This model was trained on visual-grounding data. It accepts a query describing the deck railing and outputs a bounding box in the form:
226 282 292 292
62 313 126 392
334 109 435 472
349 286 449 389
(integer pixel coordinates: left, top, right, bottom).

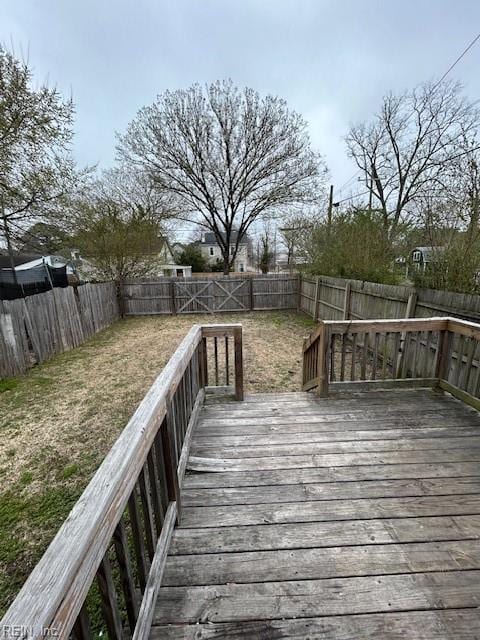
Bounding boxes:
1 324 243 640
303 316 480 410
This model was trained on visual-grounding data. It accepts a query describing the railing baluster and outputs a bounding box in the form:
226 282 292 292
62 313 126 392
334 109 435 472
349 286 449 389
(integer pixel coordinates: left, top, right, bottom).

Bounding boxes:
128 488 148 592
454 335 466 387
392 333 401 379
113 518 139 634
372 332 379 380
225 336 230 385
463 336 476 393
214 336 219 385
340 333 347 381
436 330 453 382
138 467 156 562
411 331 420 378
161 417 182 522
147 449 164 535
381 333 388 380
360 332 368 380
96 553 123 640
330 333 336 382
350 333 357 381
72 603 91 640
234 325 244 400
202 336 208 386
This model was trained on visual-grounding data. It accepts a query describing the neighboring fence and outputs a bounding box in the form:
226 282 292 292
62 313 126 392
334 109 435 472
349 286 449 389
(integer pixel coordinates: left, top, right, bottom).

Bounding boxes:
0 283 119 378
300 275 480 324
121 275 299 315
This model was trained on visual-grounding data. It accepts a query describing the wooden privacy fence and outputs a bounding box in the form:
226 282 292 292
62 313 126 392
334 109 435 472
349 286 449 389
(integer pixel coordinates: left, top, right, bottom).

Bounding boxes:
1 323 244 640
121 275 299 315
0 283 119 378
299 274 480 324
303 316 480 411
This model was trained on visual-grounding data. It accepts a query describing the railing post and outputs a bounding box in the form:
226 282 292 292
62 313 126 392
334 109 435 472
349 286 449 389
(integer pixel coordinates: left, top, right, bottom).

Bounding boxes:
233 325 244 400
436 329 453 383
316 321 330 397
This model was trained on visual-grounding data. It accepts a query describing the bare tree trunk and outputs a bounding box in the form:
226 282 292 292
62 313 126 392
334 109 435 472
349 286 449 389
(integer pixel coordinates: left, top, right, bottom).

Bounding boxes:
1 198 19 286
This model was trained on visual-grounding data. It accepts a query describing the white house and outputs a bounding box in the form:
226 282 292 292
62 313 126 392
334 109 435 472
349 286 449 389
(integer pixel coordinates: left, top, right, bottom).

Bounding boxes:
156 238 192 278
195 231 253 272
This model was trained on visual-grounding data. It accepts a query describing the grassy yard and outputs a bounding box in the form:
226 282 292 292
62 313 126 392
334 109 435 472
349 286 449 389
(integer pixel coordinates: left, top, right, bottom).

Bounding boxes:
0 310 315 615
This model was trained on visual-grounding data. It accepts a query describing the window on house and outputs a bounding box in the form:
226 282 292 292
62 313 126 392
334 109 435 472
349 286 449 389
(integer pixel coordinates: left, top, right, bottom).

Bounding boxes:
230 246 234 256
209 247 214 256
239 263 245 272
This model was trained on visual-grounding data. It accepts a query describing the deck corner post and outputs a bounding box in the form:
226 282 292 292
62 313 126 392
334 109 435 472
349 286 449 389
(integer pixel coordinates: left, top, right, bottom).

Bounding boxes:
316 321 330 397
233 325 244 401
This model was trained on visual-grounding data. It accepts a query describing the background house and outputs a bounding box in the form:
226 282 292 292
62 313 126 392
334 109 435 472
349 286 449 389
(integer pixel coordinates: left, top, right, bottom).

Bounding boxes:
411 246 444 272
195 231 254 272
157 237 192 278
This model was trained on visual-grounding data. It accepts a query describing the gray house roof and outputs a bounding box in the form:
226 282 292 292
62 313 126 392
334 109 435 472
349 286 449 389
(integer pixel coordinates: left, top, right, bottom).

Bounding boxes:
199 231 248 245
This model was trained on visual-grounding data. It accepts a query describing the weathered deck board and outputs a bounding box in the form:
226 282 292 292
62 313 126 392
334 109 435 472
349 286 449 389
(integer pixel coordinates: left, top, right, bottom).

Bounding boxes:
164 539 480 586
183 461 480 487
150 609 480 639
170 514 480 555
154 571 480 624
150 389 480 639
182 476 480 506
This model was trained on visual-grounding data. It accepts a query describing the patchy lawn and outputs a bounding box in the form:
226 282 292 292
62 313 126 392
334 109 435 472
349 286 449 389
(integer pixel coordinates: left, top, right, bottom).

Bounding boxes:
0 310 315 615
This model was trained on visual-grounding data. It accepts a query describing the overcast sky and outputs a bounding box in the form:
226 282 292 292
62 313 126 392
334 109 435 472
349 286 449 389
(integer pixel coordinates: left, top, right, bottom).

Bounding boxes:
2 0 480 206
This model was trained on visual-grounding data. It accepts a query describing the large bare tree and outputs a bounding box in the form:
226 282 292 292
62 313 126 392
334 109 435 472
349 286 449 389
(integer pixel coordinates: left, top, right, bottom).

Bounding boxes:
118 80 326 274
346 80 479 241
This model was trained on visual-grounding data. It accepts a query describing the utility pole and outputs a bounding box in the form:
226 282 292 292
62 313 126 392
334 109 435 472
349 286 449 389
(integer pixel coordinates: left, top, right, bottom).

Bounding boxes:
1 193 18 286
368 164 373 213
327 184 334 231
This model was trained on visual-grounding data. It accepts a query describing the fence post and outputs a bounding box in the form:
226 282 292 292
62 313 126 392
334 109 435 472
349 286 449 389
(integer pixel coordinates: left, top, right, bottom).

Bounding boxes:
233 326 244 401
316 321 330 397
297 273 302 311
435 329 453 383
343 281 352 320
170 279 176 315
249 277 254 311
313 276 320 321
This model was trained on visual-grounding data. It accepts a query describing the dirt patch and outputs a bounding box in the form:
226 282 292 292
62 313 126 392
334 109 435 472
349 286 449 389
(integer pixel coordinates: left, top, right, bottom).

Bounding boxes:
0 310 315 614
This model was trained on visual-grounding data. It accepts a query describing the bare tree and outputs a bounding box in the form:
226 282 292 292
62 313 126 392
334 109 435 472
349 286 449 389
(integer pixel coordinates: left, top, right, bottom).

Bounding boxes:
0 46 78 280
346 81 479 241
118 80 326 274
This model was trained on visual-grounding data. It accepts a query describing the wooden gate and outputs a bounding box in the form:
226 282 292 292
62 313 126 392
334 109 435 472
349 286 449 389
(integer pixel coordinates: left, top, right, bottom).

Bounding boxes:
174 278 251 313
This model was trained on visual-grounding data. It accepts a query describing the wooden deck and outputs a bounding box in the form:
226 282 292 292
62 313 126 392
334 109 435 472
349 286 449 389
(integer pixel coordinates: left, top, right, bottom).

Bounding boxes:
151 388 480 639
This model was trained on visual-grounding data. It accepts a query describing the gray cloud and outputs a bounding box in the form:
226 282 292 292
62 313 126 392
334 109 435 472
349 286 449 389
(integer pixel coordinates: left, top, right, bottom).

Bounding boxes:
2 0 480 202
